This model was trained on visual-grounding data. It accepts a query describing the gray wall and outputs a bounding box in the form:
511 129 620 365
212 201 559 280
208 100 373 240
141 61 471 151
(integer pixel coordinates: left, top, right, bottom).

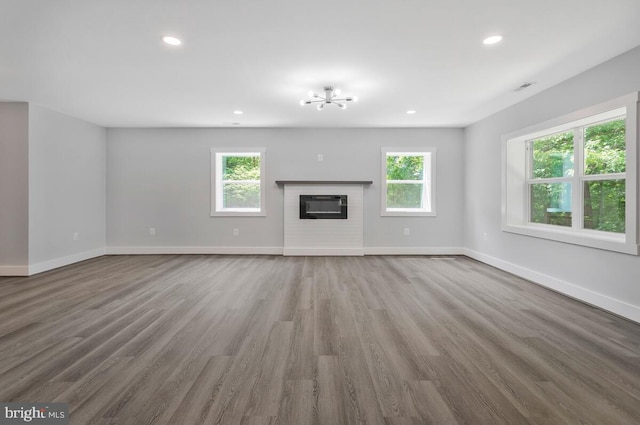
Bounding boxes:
464 46 640 316
0 102 29 268
107 128 464 250
28 104 106 265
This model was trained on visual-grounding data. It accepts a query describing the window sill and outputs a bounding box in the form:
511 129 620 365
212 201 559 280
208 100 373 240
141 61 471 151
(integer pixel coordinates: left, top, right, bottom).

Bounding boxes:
381 210 436 217
502 223 638 255
210 210 266 217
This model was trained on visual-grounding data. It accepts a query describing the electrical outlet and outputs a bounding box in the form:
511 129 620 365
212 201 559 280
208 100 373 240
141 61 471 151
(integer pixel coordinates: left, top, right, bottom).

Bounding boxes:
149 227 156 236
403 228 410 236
317 154 324 162
73 232 79 241
233 228 239 236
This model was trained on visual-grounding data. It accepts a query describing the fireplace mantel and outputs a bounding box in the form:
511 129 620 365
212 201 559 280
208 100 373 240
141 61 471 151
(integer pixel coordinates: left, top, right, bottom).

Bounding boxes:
275 180 372 185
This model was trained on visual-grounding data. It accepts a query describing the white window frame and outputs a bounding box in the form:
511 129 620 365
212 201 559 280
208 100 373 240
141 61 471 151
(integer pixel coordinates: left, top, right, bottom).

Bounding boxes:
210 148 266 217
502 93 638 255
381 147 437 216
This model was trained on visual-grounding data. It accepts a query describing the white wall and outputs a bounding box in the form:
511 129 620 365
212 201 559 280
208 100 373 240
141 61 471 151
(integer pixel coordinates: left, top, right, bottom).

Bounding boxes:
464 46 640 322
28 104 106 272
106 128 464 253
0 102 29 273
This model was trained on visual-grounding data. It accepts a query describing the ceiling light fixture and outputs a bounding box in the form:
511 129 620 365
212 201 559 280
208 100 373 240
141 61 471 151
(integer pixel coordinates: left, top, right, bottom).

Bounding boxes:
483 35 503 45
300 86 358 110
233 110 243 115
406 110 417 114
162 36 182 46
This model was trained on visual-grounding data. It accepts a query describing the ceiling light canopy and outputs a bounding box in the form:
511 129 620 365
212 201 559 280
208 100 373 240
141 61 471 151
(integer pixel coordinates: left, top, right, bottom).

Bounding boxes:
300 86 358 110
162 36 182 46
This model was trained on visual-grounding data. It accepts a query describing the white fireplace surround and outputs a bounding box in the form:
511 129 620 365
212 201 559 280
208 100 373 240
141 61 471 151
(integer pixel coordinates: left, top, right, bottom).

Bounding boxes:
282 183 366 256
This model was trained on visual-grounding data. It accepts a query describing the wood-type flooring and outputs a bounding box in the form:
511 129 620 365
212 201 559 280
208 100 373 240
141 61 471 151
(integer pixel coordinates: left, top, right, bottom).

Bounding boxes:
0 255 639 424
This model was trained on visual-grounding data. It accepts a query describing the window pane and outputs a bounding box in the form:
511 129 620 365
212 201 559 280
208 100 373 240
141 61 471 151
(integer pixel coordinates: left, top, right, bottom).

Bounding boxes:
223 183 260 209
386 155 424 180
531 131 574 179
583 179 625 233
222 155 260 181
387 183 423 209
530 182 572 227
584 119 625 175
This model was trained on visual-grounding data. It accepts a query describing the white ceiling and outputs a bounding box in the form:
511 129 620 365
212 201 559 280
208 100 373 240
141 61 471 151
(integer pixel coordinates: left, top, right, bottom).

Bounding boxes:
2 0 640 128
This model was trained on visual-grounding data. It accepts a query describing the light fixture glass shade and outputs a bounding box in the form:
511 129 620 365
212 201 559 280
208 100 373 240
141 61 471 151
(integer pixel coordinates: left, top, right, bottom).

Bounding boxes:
317 103 324 110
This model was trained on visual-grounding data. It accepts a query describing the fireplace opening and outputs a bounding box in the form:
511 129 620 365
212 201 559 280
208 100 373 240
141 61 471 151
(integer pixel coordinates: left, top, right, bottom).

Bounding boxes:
300 195 348 219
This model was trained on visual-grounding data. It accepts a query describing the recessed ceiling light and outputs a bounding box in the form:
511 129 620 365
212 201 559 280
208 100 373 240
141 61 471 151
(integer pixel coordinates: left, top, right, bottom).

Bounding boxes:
162 36 182 46
233 110 243 115
407 110 417 114
483 35 503 45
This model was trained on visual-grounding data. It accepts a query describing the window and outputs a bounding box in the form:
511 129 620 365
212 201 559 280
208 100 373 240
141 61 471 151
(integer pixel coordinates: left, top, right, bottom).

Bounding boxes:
503 93 638 254
381 147 436 216
210 148 266 216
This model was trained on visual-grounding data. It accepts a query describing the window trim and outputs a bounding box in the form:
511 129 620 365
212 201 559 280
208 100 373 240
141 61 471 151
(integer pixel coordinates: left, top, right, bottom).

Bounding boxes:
381 147 437 217
502 93 638 255
210 147 266 217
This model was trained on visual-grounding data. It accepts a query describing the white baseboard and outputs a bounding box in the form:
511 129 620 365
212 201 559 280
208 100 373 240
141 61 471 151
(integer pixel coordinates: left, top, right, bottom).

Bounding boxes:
106 246 284 255
364 247 464 256
463 248 640 324
283 247 365 256
28 248 106 276
106 246 465 257
0 265 30 276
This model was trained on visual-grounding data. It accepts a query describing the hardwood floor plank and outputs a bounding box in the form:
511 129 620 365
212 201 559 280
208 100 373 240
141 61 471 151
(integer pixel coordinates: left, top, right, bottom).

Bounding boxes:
53 355 135 411
284 309 315 381
314 299 337 356
0 336 84 400
164 355 234 425
244 321 294 417
335 337 387 425
316 355 351 425
51 308 165 383
354 309 418 418
277 379 315 425
407 380 459 425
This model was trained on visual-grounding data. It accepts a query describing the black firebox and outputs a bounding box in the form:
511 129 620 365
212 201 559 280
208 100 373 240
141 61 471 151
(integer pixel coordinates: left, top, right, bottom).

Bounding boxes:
299 195 348 219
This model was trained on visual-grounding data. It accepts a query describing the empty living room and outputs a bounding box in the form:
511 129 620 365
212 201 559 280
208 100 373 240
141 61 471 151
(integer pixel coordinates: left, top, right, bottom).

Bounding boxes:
1 1 640 424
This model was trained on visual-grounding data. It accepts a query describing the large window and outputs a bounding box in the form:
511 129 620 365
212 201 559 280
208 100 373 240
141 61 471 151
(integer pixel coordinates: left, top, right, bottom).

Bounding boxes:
503 93 638 254
210 148 266 216
381 148 436 216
